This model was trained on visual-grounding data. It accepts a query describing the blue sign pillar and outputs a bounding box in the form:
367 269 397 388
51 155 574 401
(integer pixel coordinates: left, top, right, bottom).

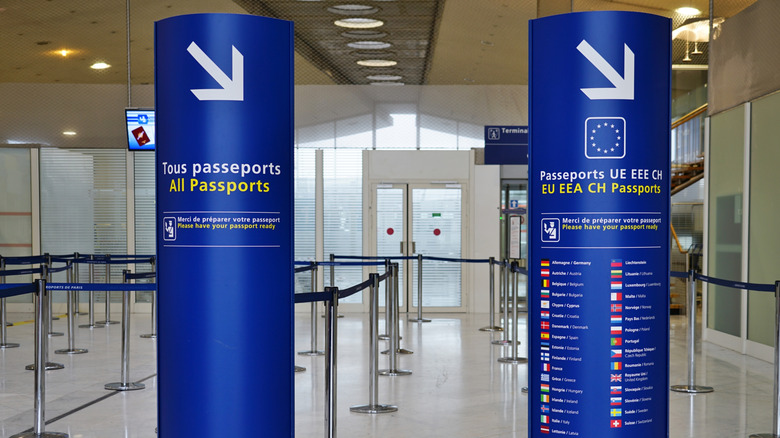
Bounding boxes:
155 14 293 436
529 12 670 437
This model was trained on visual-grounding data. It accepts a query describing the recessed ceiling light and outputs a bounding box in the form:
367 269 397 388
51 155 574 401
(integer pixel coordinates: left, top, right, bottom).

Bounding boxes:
481 40 494 46
367 74 403 81
90 62 111 70
342 30 388 39
675 6 701 15
370 81 404 86
348 41 392 50
334 18 384 29
328 4 380 15
357 59 397 67
62 131 77 136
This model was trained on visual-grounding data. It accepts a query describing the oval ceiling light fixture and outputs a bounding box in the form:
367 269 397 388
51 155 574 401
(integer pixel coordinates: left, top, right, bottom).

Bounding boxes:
348 40 392 50
335 18 384 29
370 81 404 86
367 74 403 81
357 59 397 67
675 6 701 15
342 30 388 39
90 61 111 70
62 131 77 136
328 4 380 15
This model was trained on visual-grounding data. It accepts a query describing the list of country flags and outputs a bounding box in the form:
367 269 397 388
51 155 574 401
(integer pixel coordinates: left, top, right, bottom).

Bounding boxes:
538 258 628 433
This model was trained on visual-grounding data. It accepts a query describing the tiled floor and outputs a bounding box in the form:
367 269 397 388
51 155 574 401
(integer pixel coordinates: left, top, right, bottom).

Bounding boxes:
0 309 775 437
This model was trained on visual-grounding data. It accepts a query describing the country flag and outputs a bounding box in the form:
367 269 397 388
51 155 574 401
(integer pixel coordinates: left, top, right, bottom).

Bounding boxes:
541 342 550 351
611 315 622 324
542 279 550 288
541 321 550 330
611 303 623 312
541 425 550 434
610 408 622 417
541 311 550 319
610 385 622 395
541 259 550 267
541 415 550 424
541 404 550 414
611 259 622 268
610 374 622 382
611 281 623 290
541 374 550 382
585 117 626 159
611 293 622 301
541 300 550 309
541 352 550 361
611 337 622 346
611 270 623 278
611 326 622 335
611 349 622 358
541 394 550 403
541 289 550 298
611 420 622 428
611 362 622 371
541 269 550 277
610 397 622 406
541 332 550 340
543 363 551 371
541 384 550 393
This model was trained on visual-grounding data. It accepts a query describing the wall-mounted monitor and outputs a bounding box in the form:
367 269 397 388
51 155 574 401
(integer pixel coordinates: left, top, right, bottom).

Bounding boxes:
125 108 156 151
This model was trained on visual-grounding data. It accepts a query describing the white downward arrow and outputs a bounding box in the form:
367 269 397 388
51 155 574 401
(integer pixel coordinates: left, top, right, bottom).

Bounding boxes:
577 40 634 100
187 42 244 101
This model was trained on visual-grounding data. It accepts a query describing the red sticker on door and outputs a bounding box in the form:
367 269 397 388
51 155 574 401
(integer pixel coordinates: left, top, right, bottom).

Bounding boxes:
387 228 394 235
433 228 441 236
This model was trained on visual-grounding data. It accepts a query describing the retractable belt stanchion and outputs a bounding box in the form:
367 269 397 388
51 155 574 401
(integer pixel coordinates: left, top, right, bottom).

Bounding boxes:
408 253 431 323
11 278 68 438
299 262 324 357
105 270 144 392
54 261 87 356
45 255 62 337
493 260 511 345
73 252 80 314
671 253 713 394
498 262 527 364
325 286 339 436
749 281 780 438
324 254 345 319
25 266 63 374
97 255 119 326
79 255 103 329
379 264 412 376
480 257 502 332
140 257 157 339
351 273 398 415
379 259 391 341
383 262 412 356
0 257 20 348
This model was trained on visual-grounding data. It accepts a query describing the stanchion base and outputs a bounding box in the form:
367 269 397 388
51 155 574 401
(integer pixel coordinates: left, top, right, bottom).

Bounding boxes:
409 318 431 323
491 339 511 345
378 334 390 340
0 343 20 349
105 382 145 391
140 334 157 339
10 431 69 438
349 404 398 414
47 332 64 337
79 323 105 329
479 326 503 332
25 362 65 371
498 357 528 364
378 369 412 376
294 366 306 373
749 434 780 438
96 320 120 325
298 350 325 356
54 348 88 355
381 348 413 355
670 384 714 394
321 314 345 319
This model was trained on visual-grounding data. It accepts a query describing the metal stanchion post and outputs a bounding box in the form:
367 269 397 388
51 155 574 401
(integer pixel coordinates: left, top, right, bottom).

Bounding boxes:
11 279 69 438
73 253 80 314
379 259 391 340
55 261 87 355
493 260 511 345
671 258 713 394
0 257 20 349
80 256 103 329
409 254 431 323
480 257 502 331
98 256 119 325
749 281 780 438
325 286 340 436
45 255 62 337
383 263 412 355
499 264 527 364
27 265 64 371
141 258 158 339
300 263 324 356
105 270 145 391
323 254 344 319
380 264 412 376
351 274 398 414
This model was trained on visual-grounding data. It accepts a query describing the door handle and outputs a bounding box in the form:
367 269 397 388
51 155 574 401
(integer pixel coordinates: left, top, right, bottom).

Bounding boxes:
412 241 416 254
400 241 405 254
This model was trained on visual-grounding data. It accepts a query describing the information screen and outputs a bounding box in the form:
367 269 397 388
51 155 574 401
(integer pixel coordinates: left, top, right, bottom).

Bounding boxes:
125 108 156 151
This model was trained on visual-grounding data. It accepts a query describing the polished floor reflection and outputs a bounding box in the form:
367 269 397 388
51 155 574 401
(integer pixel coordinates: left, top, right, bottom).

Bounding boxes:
0 310 775 437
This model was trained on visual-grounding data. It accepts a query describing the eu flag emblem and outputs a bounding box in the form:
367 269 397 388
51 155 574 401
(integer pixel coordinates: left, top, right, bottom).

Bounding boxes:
585 117 625 159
